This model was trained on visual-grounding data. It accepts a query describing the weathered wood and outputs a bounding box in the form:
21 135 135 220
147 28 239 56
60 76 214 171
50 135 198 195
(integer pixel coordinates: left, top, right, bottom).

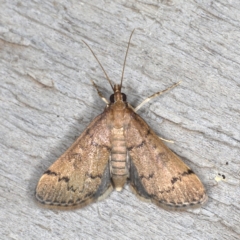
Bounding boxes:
0 0 239 239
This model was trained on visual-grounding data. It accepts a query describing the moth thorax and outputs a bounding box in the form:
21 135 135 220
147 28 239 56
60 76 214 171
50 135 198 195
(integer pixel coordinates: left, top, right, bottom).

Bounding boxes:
110 127 128 191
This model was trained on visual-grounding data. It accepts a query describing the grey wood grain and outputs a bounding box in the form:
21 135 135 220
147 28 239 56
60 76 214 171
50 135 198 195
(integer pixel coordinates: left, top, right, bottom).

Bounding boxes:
0 0 239 239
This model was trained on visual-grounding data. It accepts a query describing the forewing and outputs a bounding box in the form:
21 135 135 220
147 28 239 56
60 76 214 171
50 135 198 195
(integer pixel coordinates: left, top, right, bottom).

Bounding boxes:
126 112 207 208
36 113 112 208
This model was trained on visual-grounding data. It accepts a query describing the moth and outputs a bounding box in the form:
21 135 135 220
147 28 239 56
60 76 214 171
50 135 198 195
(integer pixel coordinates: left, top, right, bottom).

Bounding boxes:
36 30 207 209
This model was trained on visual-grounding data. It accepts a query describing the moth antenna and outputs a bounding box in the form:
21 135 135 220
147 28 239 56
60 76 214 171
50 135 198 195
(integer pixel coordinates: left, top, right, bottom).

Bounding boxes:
120 29 135 89
82 40 114 91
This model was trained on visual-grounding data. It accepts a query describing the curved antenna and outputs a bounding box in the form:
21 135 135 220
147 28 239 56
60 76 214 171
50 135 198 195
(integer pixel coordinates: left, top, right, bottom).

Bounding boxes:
120 29 135 89
82 40 114 91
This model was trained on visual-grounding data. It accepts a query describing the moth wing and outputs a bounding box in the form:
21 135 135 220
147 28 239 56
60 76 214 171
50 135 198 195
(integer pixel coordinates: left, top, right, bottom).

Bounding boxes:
126 112 207 208
36 113 112 208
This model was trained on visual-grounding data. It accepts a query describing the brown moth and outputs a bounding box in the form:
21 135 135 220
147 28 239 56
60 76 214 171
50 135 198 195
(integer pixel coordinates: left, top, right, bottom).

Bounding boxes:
36 30 207 209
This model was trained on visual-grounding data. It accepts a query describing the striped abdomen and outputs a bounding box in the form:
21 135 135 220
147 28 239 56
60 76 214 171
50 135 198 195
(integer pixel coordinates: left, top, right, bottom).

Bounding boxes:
110 127 128 191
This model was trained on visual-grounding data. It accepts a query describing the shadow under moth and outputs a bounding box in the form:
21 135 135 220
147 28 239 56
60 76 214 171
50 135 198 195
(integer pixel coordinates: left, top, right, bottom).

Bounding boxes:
36 30 207 209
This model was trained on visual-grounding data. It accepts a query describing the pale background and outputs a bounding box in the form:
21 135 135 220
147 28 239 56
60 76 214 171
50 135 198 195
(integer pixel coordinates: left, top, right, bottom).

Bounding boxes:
0 0 239 239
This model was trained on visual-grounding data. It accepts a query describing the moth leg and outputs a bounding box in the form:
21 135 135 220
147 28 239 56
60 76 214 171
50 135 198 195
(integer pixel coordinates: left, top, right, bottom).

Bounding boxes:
158 136 174 143
134 81 181 112
91 79 109 104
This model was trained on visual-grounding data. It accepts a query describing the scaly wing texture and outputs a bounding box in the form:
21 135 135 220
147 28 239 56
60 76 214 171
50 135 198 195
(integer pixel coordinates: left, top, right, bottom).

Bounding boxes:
126 112 207 208
36 113 112 208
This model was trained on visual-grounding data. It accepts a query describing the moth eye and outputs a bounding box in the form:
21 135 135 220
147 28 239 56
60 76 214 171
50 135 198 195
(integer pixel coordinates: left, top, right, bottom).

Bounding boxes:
110 94 115 103
122 93 127 101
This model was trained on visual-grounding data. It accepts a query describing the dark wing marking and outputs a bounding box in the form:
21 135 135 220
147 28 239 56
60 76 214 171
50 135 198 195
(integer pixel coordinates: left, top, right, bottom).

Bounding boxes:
126 112 207 208
36 113 112 209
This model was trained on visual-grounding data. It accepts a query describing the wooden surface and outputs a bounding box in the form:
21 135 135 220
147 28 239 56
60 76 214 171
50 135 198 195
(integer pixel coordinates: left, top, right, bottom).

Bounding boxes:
0 0 239 239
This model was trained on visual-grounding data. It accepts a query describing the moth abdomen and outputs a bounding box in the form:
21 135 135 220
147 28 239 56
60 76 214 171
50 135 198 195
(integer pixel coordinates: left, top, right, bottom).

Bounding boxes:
110 127 128 191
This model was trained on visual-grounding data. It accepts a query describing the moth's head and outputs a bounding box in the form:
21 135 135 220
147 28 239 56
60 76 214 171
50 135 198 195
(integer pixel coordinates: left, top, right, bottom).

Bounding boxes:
109 84 127 103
